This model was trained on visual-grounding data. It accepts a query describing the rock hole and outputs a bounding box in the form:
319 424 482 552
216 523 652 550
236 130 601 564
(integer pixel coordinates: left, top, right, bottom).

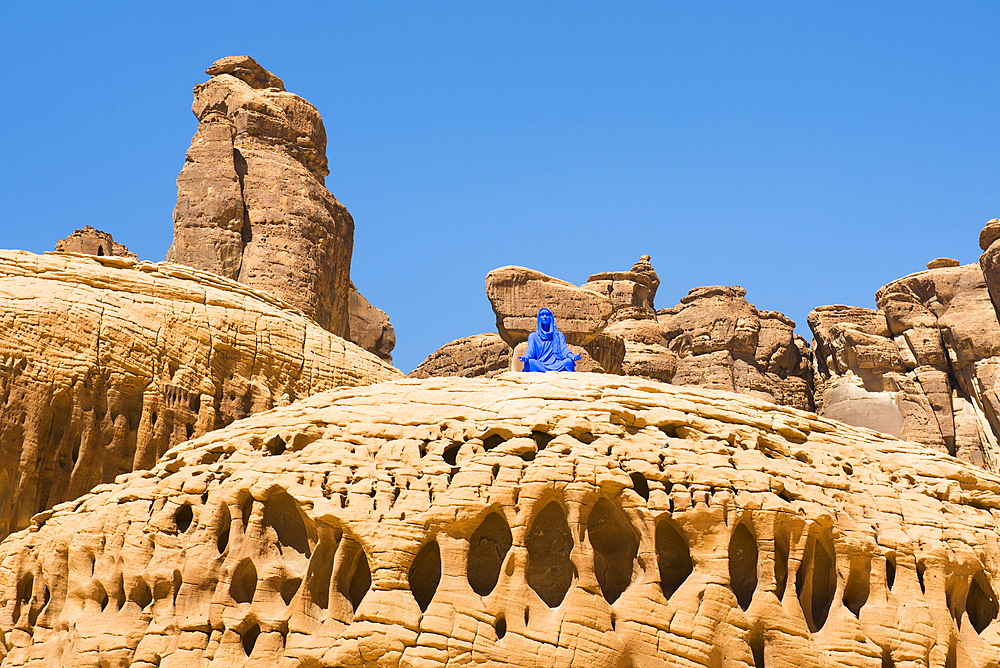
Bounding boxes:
112 572 125 610
946 642 956 668
96 245 105 256
524 607 530 626
263 491 311 556
281 577 302 605
97 582 108 611
175 504 193 533
240 494 254 529
151 412 157 426
409 540 441 612
660 425 678 438
842 556 871 618
467 512 513 596
749 630 764 668
774 530 789 600
729 523 758 611
14 572 32 623
588 499 639 604
629 472 649 501
526 501 574 608
131 578 152 611
483 434 506 450
520 450 536 462
266 436 286 456
495 616 506 639
611 612 616 630
340 491 348 508
967 571 998 634
491 464 500 479
217 504 231 554
577 432 596 444
347 549 371 612
443 443 461 466
916 560 926 594
881 646 893 668
242 623 260 656
185 423 194 439
305 534 337 610
172 570 182 606
796 529 836 632
656 519 693 600
885 553 896 591
231 559 257 604
532 431 554 450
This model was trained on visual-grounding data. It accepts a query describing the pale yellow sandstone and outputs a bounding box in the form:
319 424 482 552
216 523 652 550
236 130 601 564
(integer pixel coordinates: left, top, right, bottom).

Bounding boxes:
0 374 997 668
0 249 400 538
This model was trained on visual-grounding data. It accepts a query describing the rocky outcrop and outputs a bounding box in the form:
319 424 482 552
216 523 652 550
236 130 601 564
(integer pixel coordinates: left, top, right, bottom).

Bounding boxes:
485 266 613 346
166 56 356 339
409 333 512 379
3 373 1000 668
809 262 999 469
0 249 400 538
347 284 395 362
54 226 136 260
658 286 813 409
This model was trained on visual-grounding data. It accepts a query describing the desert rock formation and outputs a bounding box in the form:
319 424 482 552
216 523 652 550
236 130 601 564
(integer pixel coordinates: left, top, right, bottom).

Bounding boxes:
409 333 512 379
809 261 1000 469
347 285 395 363
658 287 813 410
0 249 400 538
167 56 363 342
55 227 136 260
2 373 1000 667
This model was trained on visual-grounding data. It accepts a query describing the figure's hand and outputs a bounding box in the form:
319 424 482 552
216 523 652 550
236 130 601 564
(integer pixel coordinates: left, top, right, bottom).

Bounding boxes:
572 353 582 361
518 356 528 362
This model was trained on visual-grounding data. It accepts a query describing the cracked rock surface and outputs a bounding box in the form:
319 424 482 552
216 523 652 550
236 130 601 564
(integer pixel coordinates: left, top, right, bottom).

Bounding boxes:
1 373 999 667
0 249 400 539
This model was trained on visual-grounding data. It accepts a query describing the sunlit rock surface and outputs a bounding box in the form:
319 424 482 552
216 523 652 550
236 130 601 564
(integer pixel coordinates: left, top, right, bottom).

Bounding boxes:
1 374 998 667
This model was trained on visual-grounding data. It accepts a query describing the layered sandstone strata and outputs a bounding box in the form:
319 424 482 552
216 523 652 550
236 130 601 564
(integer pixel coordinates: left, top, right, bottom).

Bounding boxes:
1 374 999 667
409 333 512 379
0 249 400 538
167 55 376 344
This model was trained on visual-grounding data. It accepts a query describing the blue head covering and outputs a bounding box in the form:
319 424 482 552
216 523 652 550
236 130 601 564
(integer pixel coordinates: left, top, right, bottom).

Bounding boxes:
536 308 555 341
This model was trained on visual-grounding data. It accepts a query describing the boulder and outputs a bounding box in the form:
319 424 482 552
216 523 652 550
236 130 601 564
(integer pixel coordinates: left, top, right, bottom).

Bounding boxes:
2 374 1000 667
485 266 612 346
410 333 512 379
54 226 136 259
167 56 357 339
0 249 400 537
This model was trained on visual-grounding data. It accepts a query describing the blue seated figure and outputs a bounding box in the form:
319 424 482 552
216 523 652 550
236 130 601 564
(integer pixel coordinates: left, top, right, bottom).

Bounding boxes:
519 308 582 372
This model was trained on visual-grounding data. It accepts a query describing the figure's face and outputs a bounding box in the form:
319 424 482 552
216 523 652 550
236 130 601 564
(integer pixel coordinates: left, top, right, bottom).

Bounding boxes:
540 312 553 327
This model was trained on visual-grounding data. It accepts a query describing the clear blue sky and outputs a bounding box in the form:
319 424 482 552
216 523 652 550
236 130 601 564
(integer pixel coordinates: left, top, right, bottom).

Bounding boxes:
2 3 998 372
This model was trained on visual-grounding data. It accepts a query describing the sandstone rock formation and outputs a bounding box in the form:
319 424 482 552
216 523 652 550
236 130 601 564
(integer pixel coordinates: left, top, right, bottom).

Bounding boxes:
486 266 613 346
0 249 400 538
809 261 999 469
166 56 357 339
658 287 813 410
347 284 395 363
2 373 1000 668
409 333 512 379
55 227 136 260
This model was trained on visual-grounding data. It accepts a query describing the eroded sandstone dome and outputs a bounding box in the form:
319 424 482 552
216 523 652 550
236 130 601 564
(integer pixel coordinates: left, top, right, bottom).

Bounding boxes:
1 374 998 667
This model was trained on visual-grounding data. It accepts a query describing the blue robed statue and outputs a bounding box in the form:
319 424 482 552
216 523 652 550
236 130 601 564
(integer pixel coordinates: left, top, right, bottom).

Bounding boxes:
519 308 582 372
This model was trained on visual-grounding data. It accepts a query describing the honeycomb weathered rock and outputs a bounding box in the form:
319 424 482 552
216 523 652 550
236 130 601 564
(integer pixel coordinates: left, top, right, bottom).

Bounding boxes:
1 373 999 667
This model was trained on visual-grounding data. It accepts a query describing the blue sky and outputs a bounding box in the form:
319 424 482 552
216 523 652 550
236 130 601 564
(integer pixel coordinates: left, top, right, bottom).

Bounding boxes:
2 2 998 372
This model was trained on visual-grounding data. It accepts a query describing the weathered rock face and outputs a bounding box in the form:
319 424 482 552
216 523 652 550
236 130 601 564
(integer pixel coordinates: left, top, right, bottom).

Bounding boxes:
166 56 356 339
54 226 136 260
0 249 400 538
409 333 512 379
2 374 1000 668
809 263 999 469
485 266 613 346
347 285 395 363
658 287 813 410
